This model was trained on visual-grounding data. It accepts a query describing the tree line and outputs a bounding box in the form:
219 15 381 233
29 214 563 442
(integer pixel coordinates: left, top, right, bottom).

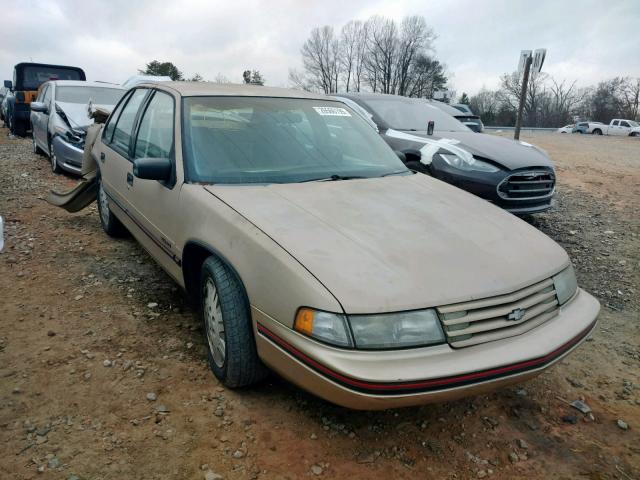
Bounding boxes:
139 61 265 85
139 36 639 127
289 15 447 98
465 74 640 127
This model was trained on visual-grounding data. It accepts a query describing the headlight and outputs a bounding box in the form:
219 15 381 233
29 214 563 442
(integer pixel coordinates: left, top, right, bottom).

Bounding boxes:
553 265 578 305
54 125 69 135
439 153 500 173
294 308 353 347
348 309 444 349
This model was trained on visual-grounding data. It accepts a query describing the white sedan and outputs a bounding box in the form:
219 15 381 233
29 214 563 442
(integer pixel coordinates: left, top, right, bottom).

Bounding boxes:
557 124 574 133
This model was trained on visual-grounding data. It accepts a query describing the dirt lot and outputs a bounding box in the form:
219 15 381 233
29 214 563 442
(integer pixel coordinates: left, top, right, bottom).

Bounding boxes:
1 128 639 480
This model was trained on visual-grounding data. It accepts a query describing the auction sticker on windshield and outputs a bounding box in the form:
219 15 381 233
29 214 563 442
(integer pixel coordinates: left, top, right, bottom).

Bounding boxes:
313 106 351 116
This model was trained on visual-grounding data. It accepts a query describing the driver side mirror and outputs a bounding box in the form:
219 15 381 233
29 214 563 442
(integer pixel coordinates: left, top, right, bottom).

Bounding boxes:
3 80 12 89
30 101 48 114
133 157 172 181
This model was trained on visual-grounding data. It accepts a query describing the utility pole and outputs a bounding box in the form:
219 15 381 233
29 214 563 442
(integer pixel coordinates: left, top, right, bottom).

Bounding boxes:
514 55 532 141
514 48 546 140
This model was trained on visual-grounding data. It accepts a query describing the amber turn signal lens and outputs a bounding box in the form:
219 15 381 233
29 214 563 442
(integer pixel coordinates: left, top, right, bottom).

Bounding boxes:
294 308 315 336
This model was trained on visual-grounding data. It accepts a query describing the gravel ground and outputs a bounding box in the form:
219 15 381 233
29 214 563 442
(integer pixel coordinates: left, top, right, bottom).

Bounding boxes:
1 128 639 480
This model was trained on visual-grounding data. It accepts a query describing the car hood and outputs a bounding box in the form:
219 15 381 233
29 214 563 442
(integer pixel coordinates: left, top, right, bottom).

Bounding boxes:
385 129 553 170
204 174 568 313
56 102 116 130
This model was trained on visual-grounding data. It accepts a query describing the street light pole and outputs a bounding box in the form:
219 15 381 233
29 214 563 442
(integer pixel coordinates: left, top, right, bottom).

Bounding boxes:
514 55 532 141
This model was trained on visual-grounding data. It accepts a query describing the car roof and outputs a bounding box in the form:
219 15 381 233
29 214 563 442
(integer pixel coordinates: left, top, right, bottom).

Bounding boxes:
47 80 124 89
336 92 464 115
145 81 330 100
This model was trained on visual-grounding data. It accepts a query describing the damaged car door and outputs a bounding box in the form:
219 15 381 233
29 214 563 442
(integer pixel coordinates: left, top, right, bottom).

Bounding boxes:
31 84 51 152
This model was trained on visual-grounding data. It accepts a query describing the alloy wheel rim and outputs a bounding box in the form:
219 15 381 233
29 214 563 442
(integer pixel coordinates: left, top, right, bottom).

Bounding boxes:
98 182 110 226
203 278 226 368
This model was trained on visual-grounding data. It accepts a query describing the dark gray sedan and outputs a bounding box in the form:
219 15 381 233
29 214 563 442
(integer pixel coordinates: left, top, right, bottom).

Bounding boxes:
334 93 556 215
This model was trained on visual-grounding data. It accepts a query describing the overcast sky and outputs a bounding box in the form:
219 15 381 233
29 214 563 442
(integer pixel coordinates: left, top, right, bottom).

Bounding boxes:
2 0 639 96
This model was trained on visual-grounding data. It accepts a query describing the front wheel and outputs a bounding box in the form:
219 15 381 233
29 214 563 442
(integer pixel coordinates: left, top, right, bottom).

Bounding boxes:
49 142 62 173
631 132 639 137
200 256 267 388
97 172 128 237
32 132 43 155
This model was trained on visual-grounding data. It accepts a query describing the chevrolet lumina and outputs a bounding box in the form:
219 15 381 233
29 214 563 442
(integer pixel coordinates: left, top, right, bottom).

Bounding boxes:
334 93 557 215
68 82 598 409
31 80 125 174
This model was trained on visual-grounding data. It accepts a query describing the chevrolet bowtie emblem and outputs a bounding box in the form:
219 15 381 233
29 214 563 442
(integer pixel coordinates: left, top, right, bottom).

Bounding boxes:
507 308 526 321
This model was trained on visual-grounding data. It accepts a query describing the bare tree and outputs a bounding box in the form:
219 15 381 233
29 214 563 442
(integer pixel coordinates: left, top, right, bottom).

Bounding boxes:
499 71 548 126
620 77 640 119
213 73 230 84
297 14 445 96
288 69 313 91
301 26 340 93
364 16 397 94
548 78 589 125
339 21 367 92
395 16 435 96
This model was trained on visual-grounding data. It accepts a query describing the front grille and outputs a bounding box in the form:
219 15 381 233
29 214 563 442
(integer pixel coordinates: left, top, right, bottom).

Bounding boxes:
437 278 559 348
498 170 555 201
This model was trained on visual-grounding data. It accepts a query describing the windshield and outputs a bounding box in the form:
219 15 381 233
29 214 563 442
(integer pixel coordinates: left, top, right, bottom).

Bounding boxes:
182 97 408 184
362 97 470 132
56 86 124 105
628 120 639 127
22 66 83 90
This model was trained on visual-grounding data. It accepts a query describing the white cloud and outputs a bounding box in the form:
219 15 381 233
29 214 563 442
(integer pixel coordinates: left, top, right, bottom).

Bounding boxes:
1 0 638 94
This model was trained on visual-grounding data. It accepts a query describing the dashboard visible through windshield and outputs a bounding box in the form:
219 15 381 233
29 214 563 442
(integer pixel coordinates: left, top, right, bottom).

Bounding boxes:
181 97 408 184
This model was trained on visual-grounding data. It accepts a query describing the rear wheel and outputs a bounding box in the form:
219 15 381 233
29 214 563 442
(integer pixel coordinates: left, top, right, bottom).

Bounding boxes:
200 256 267 388
97 171 128 237
592 129 602 135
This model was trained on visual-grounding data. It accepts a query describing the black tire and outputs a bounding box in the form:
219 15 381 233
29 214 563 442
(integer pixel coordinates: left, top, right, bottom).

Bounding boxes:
48 142 62 173
631 132 639 137
200 256 267 388
97 171 128 237
592 129 602 135
13 118 27 137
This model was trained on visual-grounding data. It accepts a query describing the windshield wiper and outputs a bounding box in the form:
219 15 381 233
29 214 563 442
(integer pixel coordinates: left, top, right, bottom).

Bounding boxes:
381 170 411 177
300 174 367 183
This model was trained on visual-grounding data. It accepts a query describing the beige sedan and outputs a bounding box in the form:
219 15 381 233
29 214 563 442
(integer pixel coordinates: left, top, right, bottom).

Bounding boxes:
75 82 599 409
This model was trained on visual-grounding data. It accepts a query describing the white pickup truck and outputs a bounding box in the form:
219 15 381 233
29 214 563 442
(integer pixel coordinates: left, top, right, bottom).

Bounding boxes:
591 119 640 136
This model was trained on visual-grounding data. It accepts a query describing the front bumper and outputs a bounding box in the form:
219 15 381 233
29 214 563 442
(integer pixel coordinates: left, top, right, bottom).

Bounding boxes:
430 157 555 215
52 136 84 174
254 289 599 409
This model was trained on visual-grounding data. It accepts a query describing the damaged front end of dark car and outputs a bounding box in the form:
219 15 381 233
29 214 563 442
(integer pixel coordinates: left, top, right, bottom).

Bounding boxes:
334 93 556 215
386 129 556 215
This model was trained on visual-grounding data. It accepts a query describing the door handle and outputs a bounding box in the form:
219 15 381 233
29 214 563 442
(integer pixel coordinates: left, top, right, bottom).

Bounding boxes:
127 172 134 186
